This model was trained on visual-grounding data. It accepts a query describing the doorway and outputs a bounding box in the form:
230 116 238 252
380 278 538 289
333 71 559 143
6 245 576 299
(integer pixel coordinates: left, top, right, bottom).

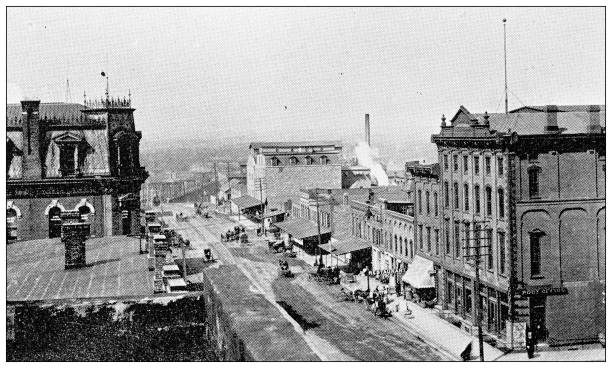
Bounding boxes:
530 296 547 342
122 209 132 235
48 207 62 238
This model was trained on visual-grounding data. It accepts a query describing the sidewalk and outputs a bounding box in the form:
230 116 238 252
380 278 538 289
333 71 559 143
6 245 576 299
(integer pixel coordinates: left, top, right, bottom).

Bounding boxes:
388 298 505 361
497 346 605 361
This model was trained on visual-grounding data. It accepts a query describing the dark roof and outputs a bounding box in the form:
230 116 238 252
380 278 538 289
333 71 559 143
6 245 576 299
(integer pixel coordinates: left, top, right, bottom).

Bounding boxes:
274 217 331 239
231 195 262 209
249 140 342 149
7 102 88 128
319 237 371 255
509 105 605 113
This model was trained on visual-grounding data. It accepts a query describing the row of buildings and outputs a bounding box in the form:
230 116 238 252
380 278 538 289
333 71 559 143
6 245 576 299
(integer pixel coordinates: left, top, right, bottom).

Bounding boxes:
235 105 605 350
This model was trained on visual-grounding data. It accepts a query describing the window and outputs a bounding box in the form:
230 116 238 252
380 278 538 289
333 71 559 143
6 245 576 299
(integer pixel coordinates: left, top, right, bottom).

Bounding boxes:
405 238 409 257
499 231 506 275
426 227 431 252
444 154 449 170
474 156 480 175
271 156 281 166
474 185 481 214
433 192 438 216
485 156 492 175
454 221 460 258
530 231 543 277
435 229 440 255
528 166 541 198
419 225 423 249
444 182 450 208
497 157 504 176
453 182 459 209
465 288 473 315
319 155 330 165
59 145 77 177
418 190 422 214
425 191 430 215
463 183 469 211
485 186 492 216
305 156 314 165
289 156 299 165
463 156 469 174
464 223 471 258
486 229 493 270
498 188 505 218
453 155 458 172
395 235 398 251
409 240 414 258
445 219 451 254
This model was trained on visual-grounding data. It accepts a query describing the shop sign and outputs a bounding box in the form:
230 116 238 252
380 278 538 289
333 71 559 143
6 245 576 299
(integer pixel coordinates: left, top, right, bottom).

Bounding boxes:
519 286 568 296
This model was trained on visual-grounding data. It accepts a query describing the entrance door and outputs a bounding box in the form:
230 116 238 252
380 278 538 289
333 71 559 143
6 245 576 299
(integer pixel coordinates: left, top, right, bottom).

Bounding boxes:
122 210 132 235
48 207 62 238
530 296 547 342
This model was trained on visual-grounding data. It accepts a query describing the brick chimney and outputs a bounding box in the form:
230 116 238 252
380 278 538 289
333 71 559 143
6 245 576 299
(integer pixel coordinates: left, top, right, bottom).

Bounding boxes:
61 211 90 269
544 105 559 133
587 105 602 134
365 114 371 146
20 100 43 179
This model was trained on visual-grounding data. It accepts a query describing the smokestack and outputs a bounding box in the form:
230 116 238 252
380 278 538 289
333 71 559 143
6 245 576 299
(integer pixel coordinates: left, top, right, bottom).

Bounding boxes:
544 105 559 133
365 114 371 146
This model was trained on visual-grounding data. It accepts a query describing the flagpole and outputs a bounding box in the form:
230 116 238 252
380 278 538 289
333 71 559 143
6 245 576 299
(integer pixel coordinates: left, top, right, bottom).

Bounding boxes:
503 18 508 114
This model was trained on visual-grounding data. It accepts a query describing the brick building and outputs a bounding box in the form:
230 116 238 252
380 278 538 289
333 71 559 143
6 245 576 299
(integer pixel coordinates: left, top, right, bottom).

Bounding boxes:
7 98 148 241
246 141 342 209
429 104 605 347
349 188 415 273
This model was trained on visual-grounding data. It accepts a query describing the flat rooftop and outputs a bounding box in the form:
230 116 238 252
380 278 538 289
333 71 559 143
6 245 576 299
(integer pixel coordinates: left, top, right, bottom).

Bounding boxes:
7 236 154 302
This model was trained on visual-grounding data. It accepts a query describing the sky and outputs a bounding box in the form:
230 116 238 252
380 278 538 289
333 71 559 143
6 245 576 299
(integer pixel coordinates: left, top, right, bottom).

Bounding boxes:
7 7 605 163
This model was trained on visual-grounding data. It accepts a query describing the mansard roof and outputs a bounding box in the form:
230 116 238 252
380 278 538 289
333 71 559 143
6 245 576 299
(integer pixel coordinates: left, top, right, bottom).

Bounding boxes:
6 102 87 128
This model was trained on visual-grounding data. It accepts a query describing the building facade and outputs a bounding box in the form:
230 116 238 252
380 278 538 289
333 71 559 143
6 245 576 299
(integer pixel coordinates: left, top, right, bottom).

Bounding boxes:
429 104 605 347
350 189 415 273
246 141 343 209
7 98 148 241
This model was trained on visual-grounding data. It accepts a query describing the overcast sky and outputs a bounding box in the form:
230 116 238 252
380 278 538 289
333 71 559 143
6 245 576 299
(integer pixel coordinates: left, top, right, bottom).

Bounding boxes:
7 7 604 162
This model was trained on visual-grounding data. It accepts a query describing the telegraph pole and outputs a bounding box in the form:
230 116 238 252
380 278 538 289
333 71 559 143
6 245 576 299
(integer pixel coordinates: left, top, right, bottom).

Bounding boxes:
503 18 509 114
315 188 323 266
258 178 264 236
464 220 492 362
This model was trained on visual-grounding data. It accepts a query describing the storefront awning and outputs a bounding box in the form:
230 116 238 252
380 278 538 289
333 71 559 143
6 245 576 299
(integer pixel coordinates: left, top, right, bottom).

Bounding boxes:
318 237 371 255
402 255 435 289
274 217 330 239
231 195 262 209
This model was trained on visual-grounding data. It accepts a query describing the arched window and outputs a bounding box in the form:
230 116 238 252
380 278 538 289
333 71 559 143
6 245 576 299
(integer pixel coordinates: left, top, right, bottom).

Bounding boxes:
433 192 438 216
394 235 398 253
498 188 505 218
289 156 299 165
425 191 430 215
271 156 281 166
79 205 92 221
409 239 414 258
319 155 330 165
485 186 492 216
418 190 422 214
404 238 409 257
463 183 469 211
305 156 314 165
474 185 481 214
444 181 450 208
529 230 545 278
48 206 63 238
453 182 459 209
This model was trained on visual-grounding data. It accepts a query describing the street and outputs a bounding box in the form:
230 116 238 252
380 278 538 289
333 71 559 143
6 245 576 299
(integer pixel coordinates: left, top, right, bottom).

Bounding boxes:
161 202 446 361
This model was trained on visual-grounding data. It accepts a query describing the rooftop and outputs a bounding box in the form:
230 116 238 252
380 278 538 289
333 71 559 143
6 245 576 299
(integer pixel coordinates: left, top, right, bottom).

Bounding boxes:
7 236 154 302
249 140 342 149
7 102 89 128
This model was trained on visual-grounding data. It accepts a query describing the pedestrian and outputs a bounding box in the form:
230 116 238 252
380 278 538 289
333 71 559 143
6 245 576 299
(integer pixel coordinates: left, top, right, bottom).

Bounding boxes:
460 342 472 361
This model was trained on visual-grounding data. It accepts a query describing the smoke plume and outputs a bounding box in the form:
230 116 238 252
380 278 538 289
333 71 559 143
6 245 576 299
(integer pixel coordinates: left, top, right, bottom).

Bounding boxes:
354 141 389 186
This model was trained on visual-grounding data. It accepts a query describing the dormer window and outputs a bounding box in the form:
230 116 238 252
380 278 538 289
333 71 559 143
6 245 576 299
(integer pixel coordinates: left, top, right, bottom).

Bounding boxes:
320 155 330 165
305 156 314 165
270 156 281 166
289 156 299 165
54 132 88 177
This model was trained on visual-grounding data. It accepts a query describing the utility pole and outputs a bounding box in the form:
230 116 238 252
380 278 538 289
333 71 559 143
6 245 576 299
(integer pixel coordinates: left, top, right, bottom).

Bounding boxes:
464 220 492 362
181 237 187 280
213 162 219 205
258 178 264 236
503 18 509 114
328 189 335 267
315 188 323 266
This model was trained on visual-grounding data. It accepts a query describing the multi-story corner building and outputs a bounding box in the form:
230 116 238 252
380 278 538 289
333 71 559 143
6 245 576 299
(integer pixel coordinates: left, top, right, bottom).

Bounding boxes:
246 141 343 209
350 188 415 273
430 104 605 348
7 98 148 241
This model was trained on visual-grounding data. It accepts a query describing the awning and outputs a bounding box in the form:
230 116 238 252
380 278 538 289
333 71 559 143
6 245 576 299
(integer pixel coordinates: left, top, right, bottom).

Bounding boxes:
402 255 435 289
231 195 262 209
255 209 286 220
318 237 371 255
274 217 331 239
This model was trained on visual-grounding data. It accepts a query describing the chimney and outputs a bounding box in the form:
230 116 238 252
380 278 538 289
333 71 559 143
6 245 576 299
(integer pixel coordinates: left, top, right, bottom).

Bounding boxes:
20 100 43 179
365 113 371 146
544 105 559 133
61 211 90 269
587 105 602 134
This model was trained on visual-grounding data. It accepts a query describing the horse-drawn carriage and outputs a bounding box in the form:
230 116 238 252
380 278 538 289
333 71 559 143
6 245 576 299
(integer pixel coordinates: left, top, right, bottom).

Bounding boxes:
308 266 340 285
278 259 294 278
268 239 286 253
